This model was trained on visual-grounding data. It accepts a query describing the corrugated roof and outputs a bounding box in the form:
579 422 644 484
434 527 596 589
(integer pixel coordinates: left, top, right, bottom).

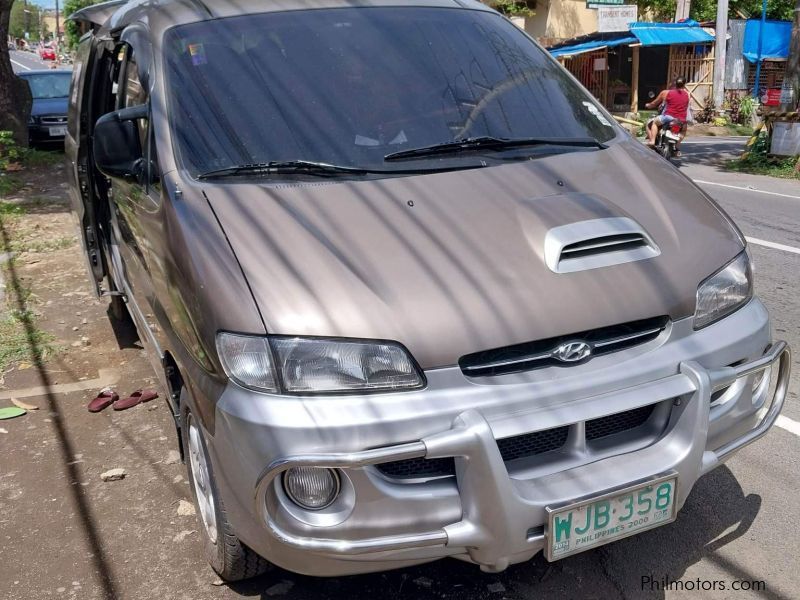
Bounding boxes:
549 37 638 58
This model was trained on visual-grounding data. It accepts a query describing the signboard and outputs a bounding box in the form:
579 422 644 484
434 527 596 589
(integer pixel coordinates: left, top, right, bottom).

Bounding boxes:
587 0 624 8
771 122 800 156
761 88 782 107
597 5 638 32
779 82 795 106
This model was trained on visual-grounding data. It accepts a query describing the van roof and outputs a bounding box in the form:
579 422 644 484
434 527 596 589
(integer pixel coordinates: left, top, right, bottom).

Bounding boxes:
77 0 493 37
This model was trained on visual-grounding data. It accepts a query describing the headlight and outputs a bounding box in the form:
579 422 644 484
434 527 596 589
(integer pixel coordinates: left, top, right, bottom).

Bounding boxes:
216 333 278 392
28 116 37 125
694 251 752 329
216 333 424 394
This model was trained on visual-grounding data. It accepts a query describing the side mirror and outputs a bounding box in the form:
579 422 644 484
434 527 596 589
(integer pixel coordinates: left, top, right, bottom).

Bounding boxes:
93 104 148 182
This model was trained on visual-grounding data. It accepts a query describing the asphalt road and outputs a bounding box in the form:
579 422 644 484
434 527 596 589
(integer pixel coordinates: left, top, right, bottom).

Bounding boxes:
9 48 72 72
1 137 798 600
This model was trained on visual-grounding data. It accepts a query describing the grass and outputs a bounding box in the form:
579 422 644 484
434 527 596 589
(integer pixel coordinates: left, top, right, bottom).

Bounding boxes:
0 310 57 372
728 123 756 137
10 235 76 254
726 155 800 179
725 130 800 180
0 253 59 373
23 149 63 168
0 175 23 198
0 200 25 215
0 199 61 373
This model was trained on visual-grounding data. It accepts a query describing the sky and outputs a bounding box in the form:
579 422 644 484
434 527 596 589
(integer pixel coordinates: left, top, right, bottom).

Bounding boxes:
23 0 61 9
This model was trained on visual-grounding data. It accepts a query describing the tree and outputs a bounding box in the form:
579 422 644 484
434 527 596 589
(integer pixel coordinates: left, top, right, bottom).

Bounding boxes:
64 0 102 49
1 0 33 147
785 0 799 111
637 0 797 22
9 1 41 41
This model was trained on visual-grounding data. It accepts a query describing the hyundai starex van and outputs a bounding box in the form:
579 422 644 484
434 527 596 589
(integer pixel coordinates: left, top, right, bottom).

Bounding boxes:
66 0 791 581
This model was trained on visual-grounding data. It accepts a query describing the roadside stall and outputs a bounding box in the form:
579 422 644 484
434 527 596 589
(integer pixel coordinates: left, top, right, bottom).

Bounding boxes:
548 20 715 114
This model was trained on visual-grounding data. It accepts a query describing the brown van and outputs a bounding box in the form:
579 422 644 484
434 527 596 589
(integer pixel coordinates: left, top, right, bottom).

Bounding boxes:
67 0 791 580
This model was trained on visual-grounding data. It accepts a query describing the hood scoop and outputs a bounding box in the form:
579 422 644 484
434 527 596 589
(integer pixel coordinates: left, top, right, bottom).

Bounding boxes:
545 217 659 274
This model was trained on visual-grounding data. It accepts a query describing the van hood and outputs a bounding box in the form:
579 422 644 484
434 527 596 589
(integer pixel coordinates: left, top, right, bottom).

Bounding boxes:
204 140 744 369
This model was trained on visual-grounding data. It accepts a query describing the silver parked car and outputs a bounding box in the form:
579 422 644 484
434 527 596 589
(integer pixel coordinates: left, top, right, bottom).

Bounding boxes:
67 0 791 580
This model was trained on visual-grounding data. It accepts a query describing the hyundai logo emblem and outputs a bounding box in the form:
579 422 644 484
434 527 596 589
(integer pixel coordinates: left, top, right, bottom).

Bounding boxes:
552 341 592 363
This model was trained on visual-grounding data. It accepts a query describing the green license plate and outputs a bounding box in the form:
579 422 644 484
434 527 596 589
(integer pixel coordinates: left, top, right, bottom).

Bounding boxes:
545 474 677 561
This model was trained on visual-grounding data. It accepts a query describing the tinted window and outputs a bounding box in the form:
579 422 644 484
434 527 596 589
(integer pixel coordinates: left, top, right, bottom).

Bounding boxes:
164 7 617 176
24 72 72 100
68 36 92 138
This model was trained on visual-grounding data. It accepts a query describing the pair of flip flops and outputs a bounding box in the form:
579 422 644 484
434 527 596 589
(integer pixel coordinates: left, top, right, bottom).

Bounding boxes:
88 387 158 413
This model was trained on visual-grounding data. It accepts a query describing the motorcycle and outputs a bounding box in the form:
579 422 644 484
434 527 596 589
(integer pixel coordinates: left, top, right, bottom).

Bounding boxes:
653 119 684 161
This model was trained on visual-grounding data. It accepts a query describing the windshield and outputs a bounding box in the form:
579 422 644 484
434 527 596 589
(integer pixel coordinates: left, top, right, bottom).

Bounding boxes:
164 7 617 177
25 73 71 99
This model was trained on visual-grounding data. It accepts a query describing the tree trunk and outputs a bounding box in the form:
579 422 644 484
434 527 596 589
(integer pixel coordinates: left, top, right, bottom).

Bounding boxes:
0 0 32 148
785 0 800 112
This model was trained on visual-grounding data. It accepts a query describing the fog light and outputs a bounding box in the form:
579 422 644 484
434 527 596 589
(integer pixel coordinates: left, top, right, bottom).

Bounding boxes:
283 467 340 510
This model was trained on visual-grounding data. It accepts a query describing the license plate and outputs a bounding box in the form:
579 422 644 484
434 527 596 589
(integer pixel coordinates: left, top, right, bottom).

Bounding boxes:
545 474 677 561
49 126 67 136
665 131 680 141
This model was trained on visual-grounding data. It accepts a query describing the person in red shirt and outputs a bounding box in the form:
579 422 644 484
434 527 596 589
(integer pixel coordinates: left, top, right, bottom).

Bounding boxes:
645 77 690 156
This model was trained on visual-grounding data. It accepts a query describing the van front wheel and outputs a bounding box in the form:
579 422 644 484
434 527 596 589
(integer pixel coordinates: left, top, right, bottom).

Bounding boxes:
181 405 270 581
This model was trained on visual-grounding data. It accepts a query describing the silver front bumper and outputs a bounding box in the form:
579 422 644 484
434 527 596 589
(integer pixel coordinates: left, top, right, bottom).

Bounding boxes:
251 340 790 573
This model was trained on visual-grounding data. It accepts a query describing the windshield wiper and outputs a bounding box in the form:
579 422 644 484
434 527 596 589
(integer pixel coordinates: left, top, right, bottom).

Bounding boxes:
384 136 607 161
197 160 372 180
197 159 491 180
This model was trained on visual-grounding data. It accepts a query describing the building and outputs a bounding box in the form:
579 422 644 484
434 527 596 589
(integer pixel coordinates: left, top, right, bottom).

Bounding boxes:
484 0 599 45
549 21 716 113
518 0 600 45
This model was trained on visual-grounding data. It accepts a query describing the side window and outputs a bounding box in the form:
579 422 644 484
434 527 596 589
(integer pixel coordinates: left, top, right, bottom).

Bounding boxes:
117 45 160 192
121 50 149 149
67 36 92 139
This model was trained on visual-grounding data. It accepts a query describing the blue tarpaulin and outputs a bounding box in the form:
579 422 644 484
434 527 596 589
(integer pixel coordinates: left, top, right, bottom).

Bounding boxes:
628 20 714 46
548 20 714 57
742 19 791 62
549 37 638 58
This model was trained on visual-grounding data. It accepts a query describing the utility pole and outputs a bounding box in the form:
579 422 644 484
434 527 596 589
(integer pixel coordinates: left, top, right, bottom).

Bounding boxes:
782 0 800 110
712 0 729 108
55 0 60 50
675 0 691 22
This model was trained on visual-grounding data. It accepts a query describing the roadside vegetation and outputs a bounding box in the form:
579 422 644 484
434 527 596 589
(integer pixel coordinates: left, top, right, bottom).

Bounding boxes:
0 135 65 374
0 200 59 373
1 131 62 197
726 131 800 180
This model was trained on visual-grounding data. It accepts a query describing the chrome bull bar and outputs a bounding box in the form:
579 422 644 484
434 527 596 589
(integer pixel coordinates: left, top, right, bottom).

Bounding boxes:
253 341 791 571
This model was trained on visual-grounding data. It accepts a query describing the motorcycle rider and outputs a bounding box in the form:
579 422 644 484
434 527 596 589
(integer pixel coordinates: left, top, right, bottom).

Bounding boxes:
645 77 689 156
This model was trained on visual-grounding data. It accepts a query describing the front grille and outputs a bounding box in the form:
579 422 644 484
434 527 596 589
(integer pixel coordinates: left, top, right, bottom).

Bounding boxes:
40 115 67 125
376 404 658 481
375 456 455 479
460 316 669 378
377 426 569 479
496 426 569 461
586 404 655 441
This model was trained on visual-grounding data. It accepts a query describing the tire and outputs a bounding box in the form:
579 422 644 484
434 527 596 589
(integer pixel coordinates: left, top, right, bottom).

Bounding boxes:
181 403 270 581
659 143 672 161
